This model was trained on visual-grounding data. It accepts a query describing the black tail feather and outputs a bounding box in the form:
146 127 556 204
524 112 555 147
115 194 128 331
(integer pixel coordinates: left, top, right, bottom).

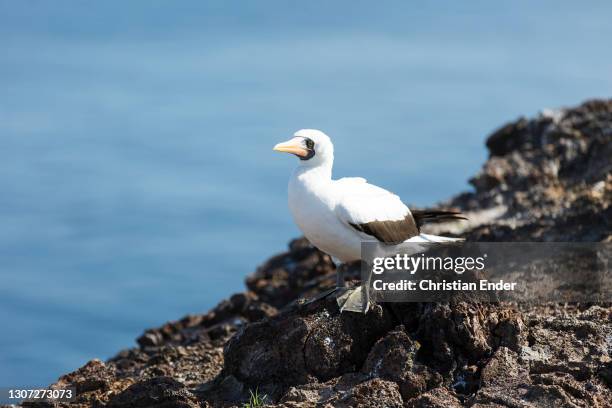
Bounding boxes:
411 209 467 228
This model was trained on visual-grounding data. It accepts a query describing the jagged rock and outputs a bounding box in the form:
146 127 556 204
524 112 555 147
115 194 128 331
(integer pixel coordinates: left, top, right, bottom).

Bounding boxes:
33 359 135 407
362 326 419 382
246 238 336 308
479 347 524 387
222 296 394 387
444 99 612 242
332 378 403 408
362 327 443 399
57 359 117 395
400 364 445 400
470 305 612 407
520 310 609 382
404 387 463 407
136 291 277 349
416 302 493 370
106 377 199 408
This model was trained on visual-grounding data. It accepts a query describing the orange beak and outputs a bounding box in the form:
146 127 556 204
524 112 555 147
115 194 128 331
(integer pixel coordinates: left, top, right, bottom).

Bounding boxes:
273 137 308 157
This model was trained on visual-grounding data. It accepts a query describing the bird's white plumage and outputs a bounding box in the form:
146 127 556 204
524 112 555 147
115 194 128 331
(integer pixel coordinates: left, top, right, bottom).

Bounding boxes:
334 176 410 226
280 129 461 263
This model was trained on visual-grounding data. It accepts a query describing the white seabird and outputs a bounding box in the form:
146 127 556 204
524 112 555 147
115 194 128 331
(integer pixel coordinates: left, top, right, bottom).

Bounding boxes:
273 129 465 312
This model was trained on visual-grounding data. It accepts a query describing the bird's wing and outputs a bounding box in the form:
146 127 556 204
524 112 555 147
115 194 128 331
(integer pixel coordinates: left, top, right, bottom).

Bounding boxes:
334 178 419 244
335 176 368 185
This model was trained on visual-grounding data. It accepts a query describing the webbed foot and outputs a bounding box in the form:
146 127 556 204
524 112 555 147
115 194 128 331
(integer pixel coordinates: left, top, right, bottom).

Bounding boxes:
336 286 370 313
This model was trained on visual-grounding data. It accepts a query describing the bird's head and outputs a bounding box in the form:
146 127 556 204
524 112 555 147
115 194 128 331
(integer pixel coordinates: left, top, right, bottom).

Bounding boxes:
273 129 334 167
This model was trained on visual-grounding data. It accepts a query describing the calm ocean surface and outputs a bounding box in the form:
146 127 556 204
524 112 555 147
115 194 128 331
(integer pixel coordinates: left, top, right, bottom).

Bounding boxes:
1 1 611 387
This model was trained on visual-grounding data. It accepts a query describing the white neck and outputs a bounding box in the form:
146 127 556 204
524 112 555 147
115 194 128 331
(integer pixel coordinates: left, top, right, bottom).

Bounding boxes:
294 160 333 184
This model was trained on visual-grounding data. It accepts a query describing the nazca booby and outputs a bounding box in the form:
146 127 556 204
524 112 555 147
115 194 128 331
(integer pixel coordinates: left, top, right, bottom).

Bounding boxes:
273 129 465 312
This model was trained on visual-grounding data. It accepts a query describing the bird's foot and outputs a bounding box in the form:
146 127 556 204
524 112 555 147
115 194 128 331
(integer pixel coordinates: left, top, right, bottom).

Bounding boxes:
300 284 370 314
336 286 370 314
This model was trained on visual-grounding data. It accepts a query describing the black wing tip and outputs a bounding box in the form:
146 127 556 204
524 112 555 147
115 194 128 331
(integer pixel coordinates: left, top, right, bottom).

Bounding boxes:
411 209 468 227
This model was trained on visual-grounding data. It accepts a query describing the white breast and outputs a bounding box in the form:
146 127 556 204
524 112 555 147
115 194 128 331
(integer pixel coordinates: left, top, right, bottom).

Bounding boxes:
288 169 362 262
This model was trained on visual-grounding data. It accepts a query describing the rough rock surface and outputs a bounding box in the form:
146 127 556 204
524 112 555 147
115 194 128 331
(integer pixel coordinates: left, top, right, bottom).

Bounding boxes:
14 100 611 408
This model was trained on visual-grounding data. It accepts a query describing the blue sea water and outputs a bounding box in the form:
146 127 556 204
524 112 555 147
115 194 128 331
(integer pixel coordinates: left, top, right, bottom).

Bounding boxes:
1 1 611 387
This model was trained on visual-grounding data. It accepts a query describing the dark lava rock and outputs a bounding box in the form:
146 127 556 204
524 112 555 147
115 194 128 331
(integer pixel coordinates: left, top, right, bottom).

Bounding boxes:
222 295 394 386
442 99 612 243
332 378 404 408
106 377 199 408
29 99 611 408
405 387 463 408
479 347 525 388
136 291 277 349
362 326 443 399
362 326 420 382
245 237 337 308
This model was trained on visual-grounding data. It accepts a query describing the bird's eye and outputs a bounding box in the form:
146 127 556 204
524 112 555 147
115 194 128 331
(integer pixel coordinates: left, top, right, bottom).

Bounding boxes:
305 138 315 149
